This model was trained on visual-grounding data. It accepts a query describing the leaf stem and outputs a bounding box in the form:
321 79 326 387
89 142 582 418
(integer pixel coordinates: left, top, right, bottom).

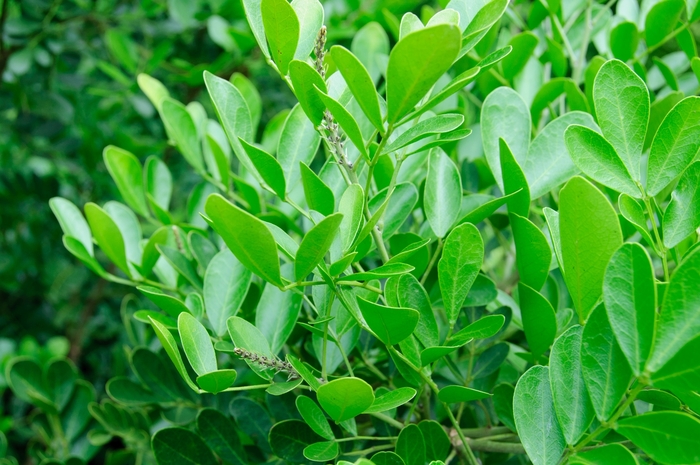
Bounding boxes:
643 196 670 281
369 412 405 429
334 435 398 443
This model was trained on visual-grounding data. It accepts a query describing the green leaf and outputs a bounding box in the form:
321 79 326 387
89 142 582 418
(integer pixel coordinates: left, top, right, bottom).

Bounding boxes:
399 13 423 39
368 182 419 238
337 262 414 282
357 296 420 345
501 32 538 80
196 370 237 394
645 0 685 48
161 98 204 173
291 0 323 60
138 73 169 109
618 194 656 248
531 78 589 127
560 177 623 322
396 274 438 348
158 244 202 289
240 138 287 200
652 334 700 392
289 59 327 127
481 87 531 191
103 146 149 217
149 317 199 392
425 149 462 238
518 283 557 362
7 358 53 409
255 281 302 354
205 194 283 287
513 365 565 465
437 386 491 403
493 383 516 431
295 213 343 281
107 377 158 405
396 424 426 465
646 97 700 196
386 114 464 153
410 67 480 121
287 354 322 391
300 163 335 216
616 411 700 464
523 112 598 200
351 22 389 84
230 397 273 452
330 45 384 133
457 191 520 226
418 420 450 462
84 203 130 277
498 138 530 218
653 57 679 91
581 305 632 421
316 89 369 161
438 223 484 327
50 197 93 257
145 156 172 212
364 387 417 413
227 316 274 379
569 443 638 465
152 428 218 465
447 314 506 346
178 313 217 376
139 285 189 318
593 59 649 181
296 396 334 440
647 248 700 372
269 420 323 462
197 409 247 465
317 377 375 422
371 452 405 465
662 161 700 248
549 325 595 445
460 0 509 57
610 22 639 62
204 249 252 337
603 243 656 376
386 24 461 123
564 125 641 197
231 72 262 133
511 213 550 291
261 0 299 75
304 441 340 462
203 71 255 174
338 184 364 252
278 104 321 192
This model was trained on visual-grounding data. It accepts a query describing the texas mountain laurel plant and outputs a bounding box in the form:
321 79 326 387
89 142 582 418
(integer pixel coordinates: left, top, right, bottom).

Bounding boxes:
11 0 700 463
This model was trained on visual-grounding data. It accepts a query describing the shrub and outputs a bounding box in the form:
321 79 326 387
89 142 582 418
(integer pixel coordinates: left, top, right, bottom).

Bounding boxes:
6 0 700 464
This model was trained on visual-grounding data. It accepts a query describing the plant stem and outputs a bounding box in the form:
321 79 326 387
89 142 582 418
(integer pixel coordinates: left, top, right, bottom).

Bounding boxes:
335 436 398 443
369 412 405 429
343 443 395 456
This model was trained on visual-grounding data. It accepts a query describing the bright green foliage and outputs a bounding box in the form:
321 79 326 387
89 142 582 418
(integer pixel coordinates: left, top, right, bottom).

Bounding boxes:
560 177 623 322
11 1 700 465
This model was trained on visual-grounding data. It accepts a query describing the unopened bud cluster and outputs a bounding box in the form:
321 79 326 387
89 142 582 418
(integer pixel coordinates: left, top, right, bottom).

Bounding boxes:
233 348 299 379
314 26 327 78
